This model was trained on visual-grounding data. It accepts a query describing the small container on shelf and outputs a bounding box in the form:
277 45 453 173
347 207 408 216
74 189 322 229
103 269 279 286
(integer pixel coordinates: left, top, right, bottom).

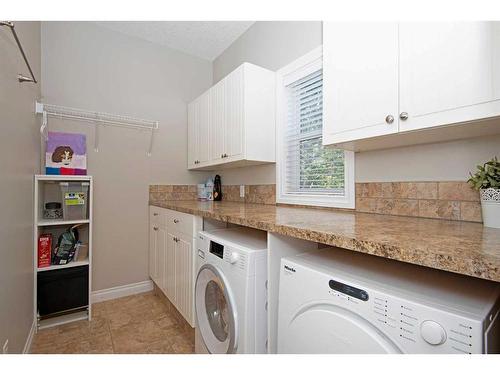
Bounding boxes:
59 181 89 220
43 202 63 220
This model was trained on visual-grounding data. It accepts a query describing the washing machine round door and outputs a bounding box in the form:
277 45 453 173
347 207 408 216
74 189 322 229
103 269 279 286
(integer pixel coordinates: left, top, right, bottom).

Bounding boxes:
195 264 237 353
280 303 402 354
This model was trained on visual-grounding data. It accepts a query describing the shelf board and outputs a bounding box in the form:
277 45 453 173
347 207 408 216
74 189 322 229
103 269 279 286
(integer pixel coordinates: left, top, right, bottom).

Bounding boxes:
38 310 89 330
35 174 92 182
37 218 90 227
37 259 89 272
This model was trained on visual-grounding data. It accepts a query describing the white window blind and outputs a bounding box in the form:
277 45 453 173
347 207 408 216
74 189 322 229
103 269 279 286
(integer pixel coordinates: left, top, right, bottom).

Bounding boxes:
283 68 345 195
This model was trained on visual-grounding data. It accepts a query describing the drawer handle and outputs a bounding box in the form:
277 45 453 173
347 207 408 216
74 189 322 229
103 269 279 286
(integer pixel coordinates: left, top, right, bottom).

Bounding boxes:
153 213 159 216
173 219 180 224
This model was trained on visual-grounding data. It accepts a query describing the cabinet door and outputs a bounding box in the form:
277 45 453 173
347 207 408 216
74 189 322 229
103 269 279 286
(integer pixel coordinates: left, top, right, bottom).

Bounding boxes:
187 100 198 169
174 232 193 325
399 22 500 132
165 232 176 302
198 91 211 164
148 223 159 283
156 226 167 293
210 80 226 162
323 22 399 145
225 67 244 158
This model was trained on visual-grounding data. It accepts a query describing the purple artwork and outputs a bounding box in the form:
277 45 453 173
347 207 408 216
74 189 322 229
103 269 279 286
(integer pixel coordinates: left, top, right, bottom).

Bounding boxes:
45 131 87 175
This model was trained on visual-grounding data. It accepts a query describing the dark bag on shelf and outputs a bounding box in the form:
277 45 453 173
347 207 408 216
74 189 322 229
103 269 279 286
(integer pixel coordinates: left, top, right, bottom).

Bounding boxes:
52 226 79 265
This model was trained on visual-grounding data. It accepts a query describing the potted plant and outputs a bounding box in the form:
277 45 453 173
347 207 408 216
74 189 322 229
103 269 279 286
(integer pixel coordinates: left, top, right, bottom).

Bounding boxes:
468 157 500 228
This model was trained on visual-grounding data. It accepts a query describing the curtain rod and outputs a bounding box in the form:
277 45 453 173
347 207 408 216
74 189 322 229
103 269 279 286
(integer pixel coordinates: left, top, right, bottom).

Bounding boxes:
1 21 37 83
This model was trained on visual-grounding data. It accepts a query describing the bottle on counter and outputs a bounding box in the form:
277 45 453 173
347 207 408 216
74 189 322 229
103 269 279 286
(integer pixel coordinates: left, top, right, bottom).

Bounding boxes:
214 175 222 201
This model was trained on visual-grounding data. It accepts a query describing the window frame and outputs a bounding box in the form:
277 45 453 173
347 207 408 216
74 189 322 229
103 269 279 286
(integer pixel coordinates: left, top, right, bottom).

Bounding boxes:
276 46 355 209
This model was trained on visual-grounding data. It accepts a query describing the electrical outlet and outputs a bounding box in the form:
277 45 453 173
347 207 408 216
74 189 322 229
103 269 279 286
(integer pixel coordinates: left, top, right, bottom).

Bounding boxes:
240 185 245 198
2 339 8 354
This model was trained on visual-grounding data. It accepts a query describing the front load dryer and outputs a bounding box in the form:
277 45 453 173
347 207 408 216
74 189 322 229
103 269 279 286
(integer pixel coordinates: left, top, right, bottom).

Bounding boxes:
278 247 500 354
195 227 268 354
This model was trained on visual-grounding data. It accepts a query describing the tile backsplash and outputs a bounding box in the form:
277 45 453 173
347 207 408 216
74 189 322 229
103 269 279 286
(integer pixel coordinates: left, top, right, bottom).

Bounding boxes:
149 181 481 223
356 181 481 222
148 184 276 205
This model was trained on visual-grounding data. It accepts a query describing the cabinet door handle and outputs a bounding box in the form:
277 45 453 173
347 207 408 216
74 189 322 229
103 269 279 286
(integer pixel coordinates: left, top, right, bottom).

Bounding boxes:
153 213 159 216
399 112 409 121
173 219 180 224
153 226 158 231
385 115 394 124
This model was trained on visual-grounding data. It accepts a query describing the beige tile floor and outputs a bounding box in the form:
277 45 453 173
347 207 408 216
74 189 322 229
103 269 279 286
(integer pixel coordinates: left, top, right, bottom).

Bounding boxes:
31 292 195 354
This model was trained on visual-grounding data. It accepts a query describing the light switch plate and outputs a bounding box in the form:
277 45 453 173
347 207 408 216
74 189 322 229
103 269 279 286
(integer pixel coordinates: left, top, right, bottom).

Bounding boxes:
240 185 245 198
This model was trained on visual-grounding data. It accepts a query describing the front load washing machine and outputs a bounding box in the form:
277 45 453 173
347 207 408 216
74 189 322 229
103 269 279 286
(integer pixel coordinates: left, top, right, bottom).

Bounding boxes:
195 227 268 354
278 247 500 354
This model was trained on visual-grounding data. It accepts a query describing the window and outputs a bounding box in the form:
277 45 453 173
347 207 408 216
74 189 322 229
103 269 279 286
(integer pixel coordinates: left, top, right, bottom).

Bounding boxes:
276 47 355 208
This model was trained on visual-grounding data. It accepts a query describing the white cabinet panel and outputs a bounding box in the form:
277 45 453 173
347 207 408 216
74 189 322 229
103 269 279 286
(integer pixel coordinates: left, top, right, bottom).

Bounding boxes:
187 101 197 169
174 232 193 324
323 22 399 145
198 91 211 164
148 223 159 284
157 226 167 295
225 67 244 158
165 232 176 301
210 80 226 162
399 22 500 132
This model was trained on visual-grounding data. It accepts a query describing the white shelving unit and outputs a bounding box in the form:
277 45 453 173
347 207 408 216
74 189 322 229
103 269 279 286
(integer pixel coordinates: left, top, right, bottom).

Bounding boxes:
34 175 93 331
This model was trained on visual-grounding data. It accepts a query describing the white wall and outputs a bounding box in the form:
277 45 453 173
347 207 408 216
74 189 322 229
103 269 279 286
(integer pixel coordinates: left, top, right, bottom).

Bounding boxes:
212 21 500 185
41 22 213 291
0 22 40 353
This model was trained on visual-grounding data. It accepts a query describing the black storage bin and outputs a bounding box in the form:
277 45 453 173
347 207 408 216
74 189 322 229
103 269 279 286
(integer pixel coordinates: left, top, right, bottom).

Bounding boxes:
37 265 89 317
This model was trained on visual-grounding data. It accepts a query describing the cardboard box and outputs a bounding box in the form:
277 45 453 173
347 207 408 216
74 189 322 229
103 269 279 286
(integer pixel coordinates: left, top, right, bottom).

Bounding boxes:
38 234 52 268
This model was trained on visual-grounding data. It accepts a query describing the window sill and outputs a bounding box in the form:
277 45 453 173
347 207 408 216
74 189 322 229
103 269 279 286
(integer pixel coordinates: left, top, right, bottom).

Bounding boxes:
276 194 355 209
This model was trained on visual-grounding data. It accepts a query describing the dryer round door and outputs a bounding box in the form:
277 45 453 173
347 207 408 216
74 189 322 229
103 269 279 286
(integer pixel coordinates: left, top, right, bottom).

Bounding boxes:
195 264 237 353
280 303 402 354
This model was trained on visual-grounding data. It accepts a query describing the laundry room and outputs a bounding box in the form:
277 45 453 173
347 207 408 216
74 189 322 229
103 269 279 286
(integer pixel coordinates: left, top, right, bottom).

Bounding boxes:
1 0 500 374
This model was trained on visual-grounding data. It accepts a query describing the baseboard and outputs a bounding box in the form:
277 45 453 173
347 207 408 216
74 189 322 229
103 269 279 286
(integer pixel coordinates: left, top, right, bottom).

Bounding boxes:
22 319 36 354
91 280 153 303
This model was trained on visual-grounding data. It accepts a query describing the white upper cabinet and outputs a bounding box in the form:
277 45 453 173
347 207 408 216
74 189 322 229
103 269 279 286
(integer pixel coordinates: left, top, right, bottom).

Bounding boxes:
399 22 500 132
188 63 275 170
323 22 399 144
323 22 500 150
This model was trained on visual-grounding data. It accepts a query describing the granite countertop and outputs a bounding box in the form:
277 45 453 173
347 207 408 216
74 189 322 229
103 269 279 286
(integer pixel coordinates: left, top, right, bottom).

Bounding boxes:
150 200 500 283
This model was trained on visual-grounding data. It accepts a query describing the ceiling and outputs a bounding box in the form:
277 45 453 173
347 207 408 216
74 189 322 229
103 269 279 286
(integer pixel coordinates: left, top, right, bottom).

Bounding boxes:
95 21 254 61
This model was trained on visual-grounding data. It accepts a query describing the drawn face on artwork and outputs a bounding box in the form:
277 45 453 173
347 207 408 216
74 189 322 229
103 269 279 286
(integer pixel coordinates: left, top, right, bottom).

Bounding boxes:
52 146 74 166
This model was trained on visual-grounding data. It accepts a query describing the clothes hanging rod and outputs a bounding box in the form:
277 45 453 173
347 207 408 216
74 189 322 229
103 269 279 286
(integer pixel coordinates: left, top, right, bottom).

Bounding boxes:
35 102 159 130
1 21 37 83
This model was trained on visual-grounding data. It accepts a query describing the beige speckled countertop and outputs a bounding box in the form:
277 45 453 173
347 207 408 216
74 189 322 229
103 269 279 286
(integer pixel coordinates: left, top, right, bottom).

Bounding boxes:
150 200 500 283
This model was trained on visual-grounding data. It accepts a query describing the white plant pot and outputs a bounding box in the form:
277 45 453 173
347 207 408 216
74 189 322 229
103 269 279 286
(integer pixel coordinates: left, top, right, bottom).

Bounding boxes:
480 188 500 229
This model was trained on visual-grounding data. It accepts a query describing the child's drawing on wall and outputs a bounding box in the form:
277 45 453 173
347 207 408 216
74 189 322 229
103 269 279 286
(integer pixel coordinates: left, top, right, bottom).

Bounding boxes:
46 132 87 175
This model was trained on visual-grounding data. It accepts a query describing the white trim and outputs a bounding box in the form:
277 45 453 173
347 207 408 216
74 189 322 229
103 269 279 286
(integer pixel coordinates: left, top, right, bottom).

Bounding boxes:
275 46 356 209
22 319 36 354
90 280 154 303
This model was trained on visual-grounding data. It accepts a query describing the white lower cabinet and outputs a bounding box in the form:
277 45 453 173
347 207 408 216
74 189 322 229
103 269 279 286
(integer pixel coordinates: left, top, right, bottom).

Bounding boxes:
148 206 200 327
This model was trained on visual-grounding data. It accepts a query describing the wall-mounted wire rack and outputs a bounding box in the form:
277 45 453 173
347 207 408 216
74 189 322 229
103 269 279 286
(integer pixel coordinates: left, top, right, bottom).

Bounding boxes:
35 101 159 156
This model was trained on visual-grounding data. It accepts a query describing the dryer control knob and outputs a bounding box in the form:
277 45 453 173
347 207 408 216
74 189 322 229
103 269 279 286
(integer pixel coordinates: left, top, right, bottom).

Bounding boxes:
420 320 447 345
229 252 239 264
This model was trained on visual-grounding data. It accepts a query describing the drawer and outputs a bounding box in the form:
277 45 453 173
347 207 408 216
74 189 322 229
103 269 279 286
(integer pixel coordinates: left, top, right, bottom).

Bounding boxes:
166 209 195 236
149 206 166 227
